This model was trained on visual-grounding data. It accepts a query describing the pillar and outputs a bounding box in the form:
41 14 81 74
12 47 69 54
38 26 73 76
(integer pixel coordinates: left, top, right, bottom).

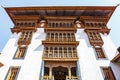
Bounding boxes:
49 66 52 79
68 66 71 79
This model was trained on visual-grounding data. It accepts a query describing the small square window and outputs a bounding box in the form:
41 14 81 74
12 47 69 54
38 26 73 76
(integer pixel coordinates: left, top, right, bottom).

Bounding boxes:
95 47 106 59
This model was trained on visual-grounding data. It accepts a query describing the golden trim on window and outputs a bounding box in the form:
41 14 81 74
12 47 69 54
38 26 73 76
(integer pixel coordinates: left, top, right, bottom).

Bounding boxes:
6 67 20 80
14 46 27 59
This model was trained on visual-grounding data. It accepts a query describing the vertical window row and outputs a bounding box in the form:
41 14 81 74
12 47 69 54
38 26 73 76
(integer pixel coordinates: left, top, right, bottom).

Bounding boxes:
86 30 105 59
6 67 20 80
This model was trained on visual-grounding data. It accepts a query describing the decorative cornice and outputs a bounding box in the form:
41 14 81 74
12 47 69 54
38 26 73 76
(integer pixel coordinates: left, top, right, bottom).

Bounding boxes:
111 53 120 63
4 6 116 25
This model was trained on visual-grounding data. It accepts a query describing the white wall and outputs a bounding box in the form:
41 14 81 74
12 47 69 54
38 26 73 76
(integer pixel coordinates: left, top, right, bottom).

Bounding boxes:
0 28 119 80
76 29 117 80
0 28 45 80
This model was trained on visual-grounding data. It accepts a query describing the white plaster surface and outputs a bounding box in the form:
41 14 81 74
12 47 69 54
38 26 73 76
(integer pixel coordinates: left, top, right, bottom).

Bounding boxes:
76 29 118 80
0 28 45 80
0 28 119 80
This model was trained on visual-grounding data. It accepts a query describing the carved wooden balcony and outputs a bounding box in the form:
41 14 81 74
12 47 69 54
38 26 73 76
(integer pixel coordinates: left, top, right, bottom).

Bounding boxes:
42 52 78 61
42 38 79 45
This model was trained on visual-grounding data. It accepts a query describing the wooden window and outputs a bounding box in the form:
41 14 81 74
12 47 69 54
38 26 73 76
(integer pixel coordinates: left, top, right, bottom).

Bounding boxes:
49 23 51 27
95 47 106 58
16 23 20 26
44 67 49 75
71 33 75 41
18 30 33 44
98 23 101 27
14 46 27 59
95 23 97 27
46 32 76 42
53 23 55 27
54 47 58 57
20 22 23 26
59 47 62 57
64 47 67 57
86 30 103 46
68 47 72 57
102 67 115 80
46 33 50 41
43 46 78 59
67 23 69 27
6 67 20 80
55 33 58 41
68 33 70 41
71 67 77 76
86 23 89 26
70 23 73 27
60 23 62 27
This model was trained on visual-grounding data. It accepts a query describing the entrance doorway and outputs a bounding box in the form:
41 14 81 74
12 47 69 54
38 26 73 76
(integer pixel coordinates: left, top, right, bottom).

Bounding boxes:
52 66 68 80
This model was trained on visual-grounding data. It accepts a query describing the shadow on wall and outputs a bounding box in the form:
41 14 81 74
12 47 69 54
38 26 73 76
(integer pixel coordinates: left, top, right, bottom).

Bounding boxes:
35 32 45 39
76 29 91 47
10 33 21 47
34 44 44 51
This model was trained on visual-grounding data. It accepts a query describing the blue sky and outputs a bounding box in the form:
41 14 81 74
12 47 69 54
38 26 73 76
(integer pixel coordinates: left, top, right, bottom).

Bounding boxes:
0 0 120 52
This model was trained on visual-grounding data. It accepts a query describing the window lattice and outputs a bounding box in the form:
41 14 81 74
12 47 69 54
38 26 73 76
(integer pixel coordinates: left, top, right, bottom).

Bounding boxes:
95 47 106 58
6 67 20 80
14 46 27 59
86 30 103 46
46 32 75 42
43 46 77 58
48 21 73 28
18 30 33 45
102 67 115 80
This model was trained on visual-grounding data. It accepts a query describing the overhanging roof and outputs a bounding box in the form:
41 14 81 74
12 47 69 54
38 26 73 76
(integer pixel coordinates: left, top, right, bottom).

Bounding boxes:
111 53 120 63
4 6 116 24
